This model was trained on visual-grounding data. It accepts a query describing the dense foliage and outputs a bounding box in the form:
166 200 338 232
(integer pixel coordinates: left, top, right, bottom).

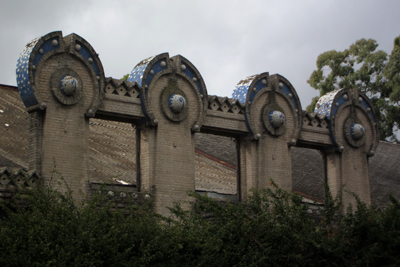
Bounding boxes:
308 36 400 142
1 184 400 266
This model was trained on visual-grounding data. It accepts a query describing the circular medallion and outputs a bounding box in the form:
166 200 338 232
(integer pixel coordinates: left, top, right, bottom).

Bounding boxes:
50 69 83 105
168 94 186 114
262 105 286 136
60 76 78 96
350 123 365 140
269 110 285 128
161 81 188 122
343 117 366 148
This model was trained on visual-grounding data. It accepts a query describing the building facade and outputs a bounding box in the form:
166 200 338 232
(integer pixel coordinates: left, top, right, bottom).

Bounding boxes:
7 31 382 215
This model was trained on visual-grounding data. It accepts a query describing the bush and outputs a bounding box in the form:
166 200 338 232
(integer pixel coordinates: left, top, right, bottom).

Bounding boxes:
1 182 399 266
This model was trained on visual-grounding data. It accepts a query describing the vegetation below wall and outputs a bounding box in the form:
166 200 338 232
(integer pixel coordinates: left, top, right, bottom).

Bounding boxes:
1 184 400 266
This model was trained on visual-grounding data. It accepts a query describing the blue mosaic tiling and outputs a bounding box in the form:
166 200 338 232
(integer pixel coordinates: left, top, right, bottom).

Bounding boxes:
168 94 186 113
314 89 344 119
75 41 100 76
127 56 156 87
16 35 60 108
280 83 298 110
182 63 203 95
145 59 166 88
359 95 375 121
232 75 257 104
16 37 40 108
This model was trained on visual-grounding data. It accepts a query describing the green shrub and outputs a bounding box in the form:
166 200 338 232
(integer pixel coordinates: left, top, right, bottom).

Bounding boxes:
1 182 399 266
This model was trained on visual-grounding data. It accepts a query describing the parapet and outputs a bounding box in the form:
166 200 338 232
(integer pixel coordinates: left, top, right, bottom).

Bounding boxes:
13 31 379 212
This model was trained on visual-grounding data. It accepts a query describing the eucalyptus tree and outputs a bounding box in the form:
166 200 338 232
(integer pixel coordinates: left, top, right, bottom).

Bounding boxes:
308 36 400 142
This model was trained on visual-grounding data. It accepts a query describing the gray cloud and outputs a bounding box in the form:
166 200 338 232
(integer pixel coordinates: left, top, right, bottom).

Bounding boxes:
1 0 399 107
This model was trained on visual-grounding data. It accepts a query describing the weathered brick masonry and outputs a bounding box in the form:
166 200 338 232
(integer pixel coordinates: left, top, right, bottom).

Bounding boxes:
14 31 380 214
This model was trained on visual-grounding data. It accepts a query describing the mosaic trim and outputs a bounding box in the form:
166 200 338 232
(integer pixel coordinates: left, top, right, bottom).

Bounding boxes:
127 55 155 87
232 74 264 104
127 54 169 89
172 54 207 99
314 89 345 119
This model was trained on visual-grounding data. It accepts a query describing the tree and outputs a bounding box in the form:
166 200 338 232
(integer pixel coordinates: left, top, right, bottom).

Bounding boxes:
121 74 129 81
307 36 400 142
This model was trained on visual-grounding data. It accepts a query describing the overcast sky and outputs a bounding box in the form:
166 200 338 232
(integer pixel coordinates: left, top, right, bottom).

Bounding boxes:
1 0 399 107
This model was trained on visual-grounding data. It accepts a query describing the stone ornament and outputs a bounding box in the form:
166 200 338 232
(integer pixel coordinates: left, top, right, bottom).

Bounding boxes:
168 94 186 114
60 76 78 96
161 80 189 122
350 123 365 140
262 105 286 136
50 69 83 105
343 117 367 148
269 110 285 128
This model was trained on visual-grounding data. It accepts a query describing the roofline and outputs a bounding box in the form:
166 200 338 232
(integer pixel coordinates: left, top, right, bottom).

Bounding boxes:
0 84 18 91
195 148 237 170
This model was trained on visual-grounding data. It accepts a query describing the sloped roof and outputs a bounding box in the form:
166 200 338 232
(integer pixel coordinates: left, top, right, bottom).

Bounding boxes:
195 148 237 194
1 84 399 207
369 141 400 207
88 118 137 185
0 85 29 169
0 84 238 191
